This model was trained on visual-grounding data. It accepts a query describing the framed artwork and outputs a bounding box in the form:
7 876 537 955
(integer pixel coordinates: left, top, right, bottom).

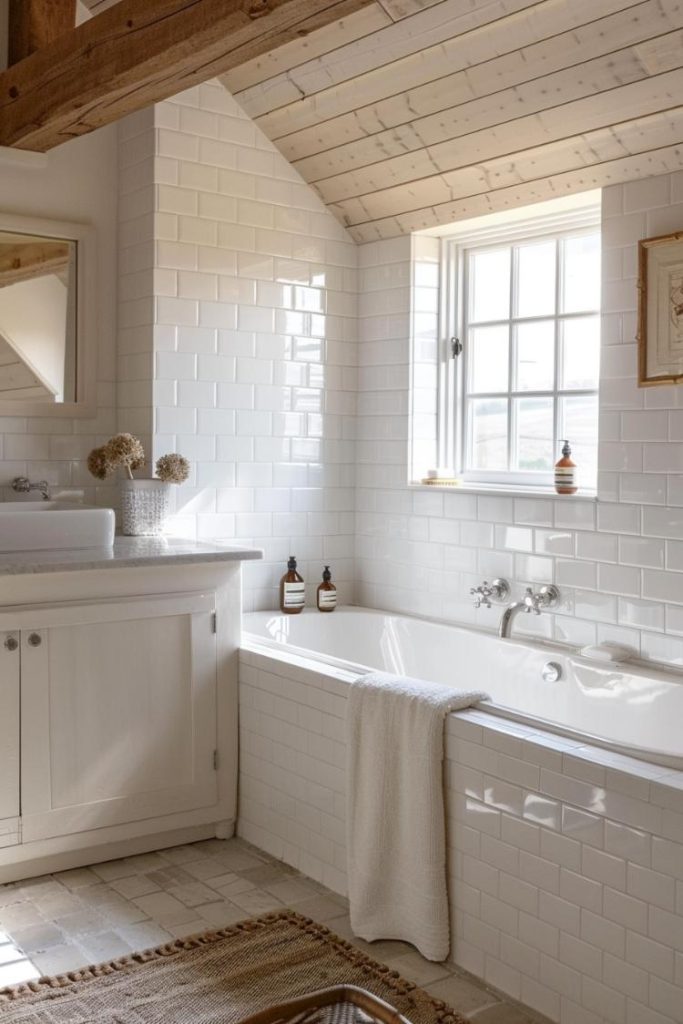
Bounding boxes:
638 230 683 386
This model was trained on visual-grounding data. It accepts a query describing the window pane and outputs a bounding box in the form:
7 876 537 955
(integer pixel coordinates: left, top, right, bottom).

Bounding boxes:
515 320 555 392
468 325 509 393
560 394 599 488
561 232 600 313
468 398 508 470
560 316 600 390
515 240 556 318
469 248 510 322
513 397 554 472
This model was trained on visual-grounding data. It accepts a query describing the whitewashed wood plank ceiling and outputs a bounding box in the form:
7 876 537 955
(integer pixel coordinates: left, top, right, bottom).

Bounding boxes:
82 0 683 240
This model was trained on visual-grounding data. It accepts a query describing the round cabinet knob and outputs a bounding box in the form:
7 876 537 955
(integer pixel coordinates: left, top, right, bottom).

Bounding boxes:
27 633 42 647
4 636 18 652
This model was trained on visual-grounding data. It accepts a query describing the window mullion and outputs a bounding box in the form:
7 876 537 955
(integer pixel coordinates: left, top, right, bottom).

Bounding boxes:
459 247 469 473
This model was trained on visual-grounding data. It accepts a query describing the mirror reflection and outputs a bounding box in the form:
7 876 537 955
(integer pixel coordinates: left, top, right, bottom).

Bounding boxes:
0 231 77 403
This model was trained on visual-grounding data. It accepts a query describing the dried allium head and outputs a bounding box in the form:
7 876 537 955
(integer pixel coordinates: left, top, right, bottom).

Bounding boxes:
155 452 190 484
103 433 145 478
87 446 112 481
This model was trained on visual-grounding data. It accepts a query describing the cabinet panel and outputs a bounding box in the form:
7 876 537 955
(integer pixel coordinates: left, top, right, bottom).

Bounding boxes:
0 632 20 825
21 596 218 842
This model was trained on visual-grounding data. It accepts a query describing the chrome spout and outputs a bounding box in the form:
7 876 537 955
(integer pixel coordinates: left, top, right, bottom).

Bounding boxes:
498 600 529 639
498 585 560 639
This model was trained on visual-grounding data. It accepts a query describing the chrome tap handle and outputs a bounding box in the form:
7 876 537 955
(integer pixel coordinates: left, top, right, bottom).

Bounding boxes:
469 584 491 609
11 476 50 500
470 578 510 609
538 584 560 609
523 584 559 614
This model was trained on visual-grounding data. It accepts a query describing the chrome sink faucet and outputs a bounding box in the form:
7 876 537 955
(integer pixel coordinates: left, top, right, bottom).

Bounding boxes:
11 476 50 501
499 585 560 638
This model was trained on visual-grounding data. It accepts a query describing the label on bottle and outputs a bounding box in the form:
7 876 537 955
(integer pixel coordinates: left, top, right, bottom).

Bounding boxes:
554 466 576 489
319 589 337 609
283 582 305 608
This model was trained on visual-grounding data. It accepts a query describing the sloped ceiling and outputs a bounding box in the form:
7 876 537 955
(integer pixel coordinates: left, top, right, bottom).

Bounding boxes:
82 0 683 241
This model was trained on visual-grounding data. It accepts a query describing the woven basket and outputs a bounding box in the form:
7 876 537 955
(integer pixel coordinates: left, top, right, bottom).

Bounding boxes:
120 479 170 536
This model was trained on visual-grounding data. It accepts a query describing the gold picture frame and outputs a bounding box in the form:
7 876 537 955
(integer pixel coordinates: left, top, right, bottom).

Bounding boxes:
638 230 683 386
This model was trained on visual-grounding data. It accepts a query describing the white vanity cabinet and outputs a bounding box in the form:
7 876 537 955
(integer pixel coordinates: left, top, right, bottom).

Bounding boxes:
19 593 218 843
0 631 20 847
0 540 261 882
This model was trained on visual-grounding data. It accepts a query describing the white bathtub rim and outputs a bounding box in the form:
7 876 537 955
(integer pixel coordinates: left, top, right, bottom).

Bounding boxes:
244 605 683 686
242 608 683 770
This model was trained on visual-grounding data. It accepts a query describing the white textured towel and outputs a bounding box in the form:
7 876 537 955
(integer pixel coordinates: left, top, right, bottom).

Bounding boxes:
346 671 488 962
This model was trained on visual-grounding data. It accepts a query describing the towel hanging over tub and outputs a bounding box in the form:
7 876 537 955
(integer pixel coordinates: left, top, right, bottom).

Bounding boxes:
346 671 488 962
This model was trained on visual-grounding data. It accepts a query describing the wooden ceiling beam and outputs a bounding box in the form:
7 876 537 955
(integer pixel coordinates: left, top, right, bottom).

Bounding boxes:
0 241 71 288
8 0 77 65
0 0 375 152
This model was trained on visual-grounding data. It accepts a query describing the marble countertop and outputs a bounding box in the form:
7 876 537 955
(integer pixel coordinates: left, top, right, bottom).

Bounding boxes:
0 537 263 576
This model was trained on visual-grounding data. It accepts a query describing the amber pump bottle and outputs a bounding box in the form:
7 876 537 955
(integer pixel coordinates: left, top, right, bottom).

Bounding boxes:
554 440 577 495
279 556 305 614
317 566 337 612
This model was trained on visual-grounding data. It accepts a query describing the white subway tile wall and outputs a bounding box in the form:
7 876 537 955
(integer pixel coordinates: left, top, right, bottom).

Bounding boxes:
119 82 357 609
239 652 683 1024
356 173 683 665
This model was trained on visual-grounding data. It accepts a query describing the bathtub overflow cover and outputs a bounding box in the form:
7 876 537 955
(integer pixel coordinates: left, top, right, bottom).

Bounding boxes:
542 661 562 683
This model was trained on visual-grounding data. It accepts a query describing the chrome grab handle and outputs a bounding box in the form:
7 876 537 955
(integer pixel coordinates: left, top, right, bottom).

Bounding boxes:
27 633 42 647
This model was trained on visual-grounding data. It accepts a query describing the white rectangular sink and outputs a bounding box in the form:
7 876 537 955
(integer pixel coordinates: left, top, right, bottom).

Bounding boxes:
0 501 116 553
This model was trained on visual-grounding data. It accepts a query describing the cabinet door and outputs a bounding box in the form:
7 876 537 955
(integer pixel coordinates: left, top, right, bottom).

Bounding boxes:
0 632 20 846
21 594 218 843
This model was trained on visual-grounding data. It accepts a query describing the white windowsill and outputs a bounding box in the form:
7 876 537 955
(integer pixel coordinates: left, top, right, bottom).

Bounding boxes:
409 481 598 501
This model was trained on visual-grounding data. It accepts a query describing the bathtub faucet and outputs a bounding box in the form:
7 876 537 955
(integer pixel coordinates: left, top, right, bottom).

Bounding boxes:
498 585 560 639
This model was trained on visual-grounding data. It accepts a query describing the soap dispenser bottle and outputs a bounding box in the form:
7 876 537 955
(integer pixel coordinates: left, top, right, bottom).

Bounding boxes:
280 556 305 614
554 440 578 495
317 566 337 612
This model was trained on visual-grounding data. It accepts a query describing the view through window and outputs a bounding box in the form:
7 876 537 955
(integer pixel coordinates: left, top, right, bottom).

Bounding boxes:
446 221 600 490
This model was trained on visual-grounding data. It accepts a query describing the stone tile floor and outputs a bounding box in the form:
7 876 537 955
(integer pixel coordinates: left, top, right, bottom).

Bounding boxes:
0 838 549 1024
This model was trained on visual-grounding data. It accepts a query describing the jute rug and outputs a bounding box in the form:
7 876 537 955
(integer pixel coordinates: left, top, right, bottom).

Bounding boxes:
0 911 467 1024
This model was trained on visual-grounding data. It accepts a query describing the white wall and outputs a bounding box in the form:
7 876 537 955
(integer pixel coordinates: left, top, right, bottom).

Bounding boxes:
355 172 683 667
0 275 68 397
5 79 683 653
0 127 118 503
118 82 358 609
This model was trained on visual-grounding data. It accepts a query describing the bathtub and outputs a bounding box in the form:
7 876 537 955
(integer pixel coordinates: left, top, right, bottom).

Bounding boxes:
243 606 683 769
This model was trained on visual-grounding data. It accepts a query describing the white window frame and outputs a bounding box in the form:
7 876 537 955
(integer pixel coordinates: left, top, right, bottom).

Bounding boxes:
438 202 601 493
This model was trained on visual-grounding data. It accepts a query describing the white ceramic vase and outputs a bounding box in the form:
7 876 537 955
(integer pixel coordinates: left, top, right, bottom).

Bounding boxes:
120 479 171 537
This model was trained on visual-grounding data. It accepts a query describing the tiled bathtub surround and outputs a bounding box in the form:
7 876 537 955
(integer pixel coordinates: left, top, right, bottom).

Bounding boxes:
356 172 683 667
117 82 357 611
238 650 683 1024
